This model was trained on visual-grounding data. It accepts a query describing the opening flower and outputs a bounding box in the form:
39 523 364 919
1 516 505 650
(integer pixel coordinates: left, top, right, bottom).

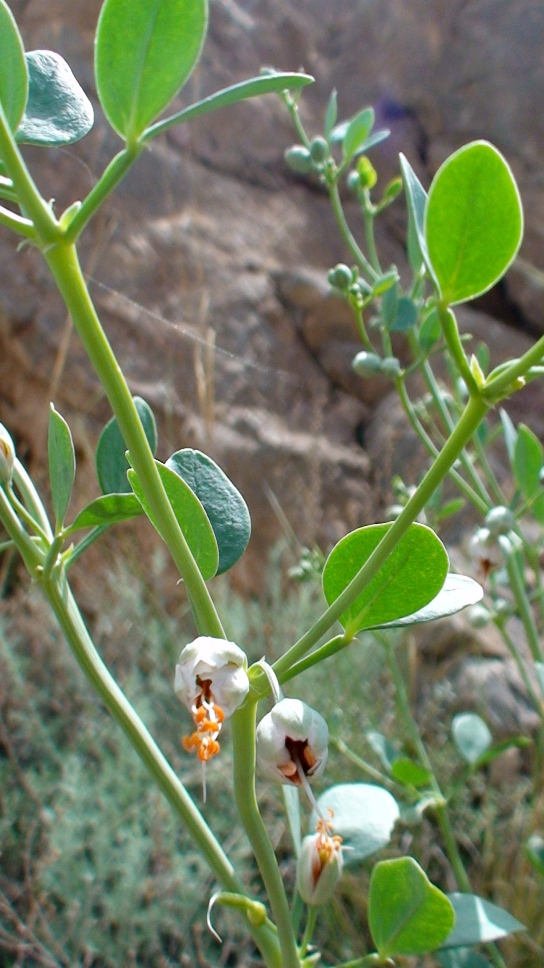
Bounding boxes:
175 637 249 765
256 697 328 785
297 816 344 906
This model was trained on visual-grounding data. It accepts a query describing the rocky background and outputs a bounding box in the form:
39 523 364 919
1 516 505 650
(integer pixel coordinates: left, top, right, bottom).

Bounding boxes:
1 0 544 598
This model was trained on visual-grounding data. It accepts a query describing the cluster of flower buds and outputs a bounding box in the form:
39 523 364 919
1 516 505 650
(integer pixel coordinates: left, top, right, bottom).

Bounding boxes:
297 815 344 906
256 697 328 786
352 350 401 380
174 637 249 764
0 424 15 487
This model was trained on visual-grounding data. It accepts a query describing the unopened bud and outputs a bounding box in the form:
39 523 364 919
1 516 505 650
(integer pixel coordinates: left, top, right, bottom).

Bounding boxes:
309 136 328 164
484 506 515 536
285 145 313 175
0 424 15 486
256 698 328 785
355 155 377 190
328 263 353 291
381 356 402 378
352 351 383 377
297 822 343 905
468 604 491 629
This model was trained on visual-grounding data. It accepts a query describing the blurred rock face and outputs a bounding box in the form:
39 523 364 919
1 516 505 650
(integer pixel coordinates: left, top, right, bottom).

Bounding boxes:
1 0 543 587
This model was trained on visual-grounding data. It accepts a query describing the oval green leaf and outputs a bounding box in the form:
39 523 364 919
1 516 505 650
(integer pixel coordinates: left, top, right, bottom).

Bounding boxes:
70 493 143 531
342 107 374 164
95 0 208 142
514 423 543 499
16 51 94 146
442 893 525 948
390 758 432 789
373 574 483 629
0 0 28 131
48 404 75 529
322 523 449 636
369 857 455 957
166 449 250 574
312 784 400 867
425 141 523 305
128 461 218 580
452 713 492 766
96 397 157 495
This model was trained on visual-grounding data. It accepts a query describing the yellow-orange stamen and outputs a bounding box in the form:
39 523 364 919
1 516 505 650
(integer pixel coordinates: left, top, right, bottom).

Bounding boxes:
182 692 225 765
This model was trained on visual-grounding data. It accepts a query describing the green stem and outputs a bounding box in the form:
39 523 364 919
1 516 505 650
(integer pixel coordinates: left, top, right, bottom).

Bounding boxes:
231 701 300 968
272 394 489 684
42 241 224 639
471 431 506 506
0 204 36 238
484 332 544 402
437 303 478 394
277 634 349 686
64 146 143 242
494 619 544 713
0 488 43 574
39 573 281 968
12 460 53 539
330 737 398 792
396 379 488 514
6 484 50 543
0 101 59 242
328 180 378 282
506 550 543 662
384 638 508 968
299 906 317 956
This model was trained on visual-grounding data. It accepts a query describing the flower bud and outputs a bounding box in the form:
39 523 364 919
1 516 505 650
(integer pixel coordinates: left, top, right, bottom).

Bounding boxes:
484 505 515 536
256 698 328 785
352 351 383 377
355 155 377 190
0 423 15 486
296 821 343 905
468 604 491 629
284 145 313 175
381 356 402 379
309 136 329 164
175 637 249 764
328 263 353 291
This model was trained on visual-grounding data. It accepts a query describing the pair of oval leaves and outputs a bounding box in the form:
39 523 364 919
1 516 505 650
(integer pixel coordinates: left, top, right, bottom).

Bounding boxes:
81 397 250 579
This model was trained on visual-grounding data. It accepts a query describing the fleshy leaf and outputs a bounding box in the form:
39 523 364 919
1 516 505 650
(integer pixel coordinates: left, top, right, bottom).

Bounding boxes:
312 784 399 866
16 51 94 146
128 460 218 580
95 0 208 141
166 449 250 574
48 404 75 529
399 153 429 274
322 522 449 636
391 758 432 788
452 713 492 765
342 107 374 164
70 493 143 531
96 397 157 495
425 141 523 305
143 71 314 141
0 0 28 132
373 574 483 629
369 857 455 957
441 894 525 948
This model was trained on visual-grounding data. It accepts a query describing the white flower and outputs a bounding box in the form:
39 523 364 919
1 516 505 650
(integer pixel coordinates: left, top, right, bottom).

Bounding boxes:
297 821 344 906
175 636 249 717
468 527 503 577
0 424 15 486
175 636 249 765
256 698 328 785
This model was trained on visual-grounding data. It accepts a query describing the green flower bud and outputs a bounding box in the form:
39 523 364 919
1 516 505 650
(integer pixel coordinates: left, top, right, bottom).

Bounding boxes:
0 423 15 486
327 263 353 291
309 136 329 164
484 505 515 536
284 145 313 175
356 155 377 190
381 356 402 378
352 351 383 377
468 604 491 629
382 176 403 202
296 825 343 905
347 170 361 194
